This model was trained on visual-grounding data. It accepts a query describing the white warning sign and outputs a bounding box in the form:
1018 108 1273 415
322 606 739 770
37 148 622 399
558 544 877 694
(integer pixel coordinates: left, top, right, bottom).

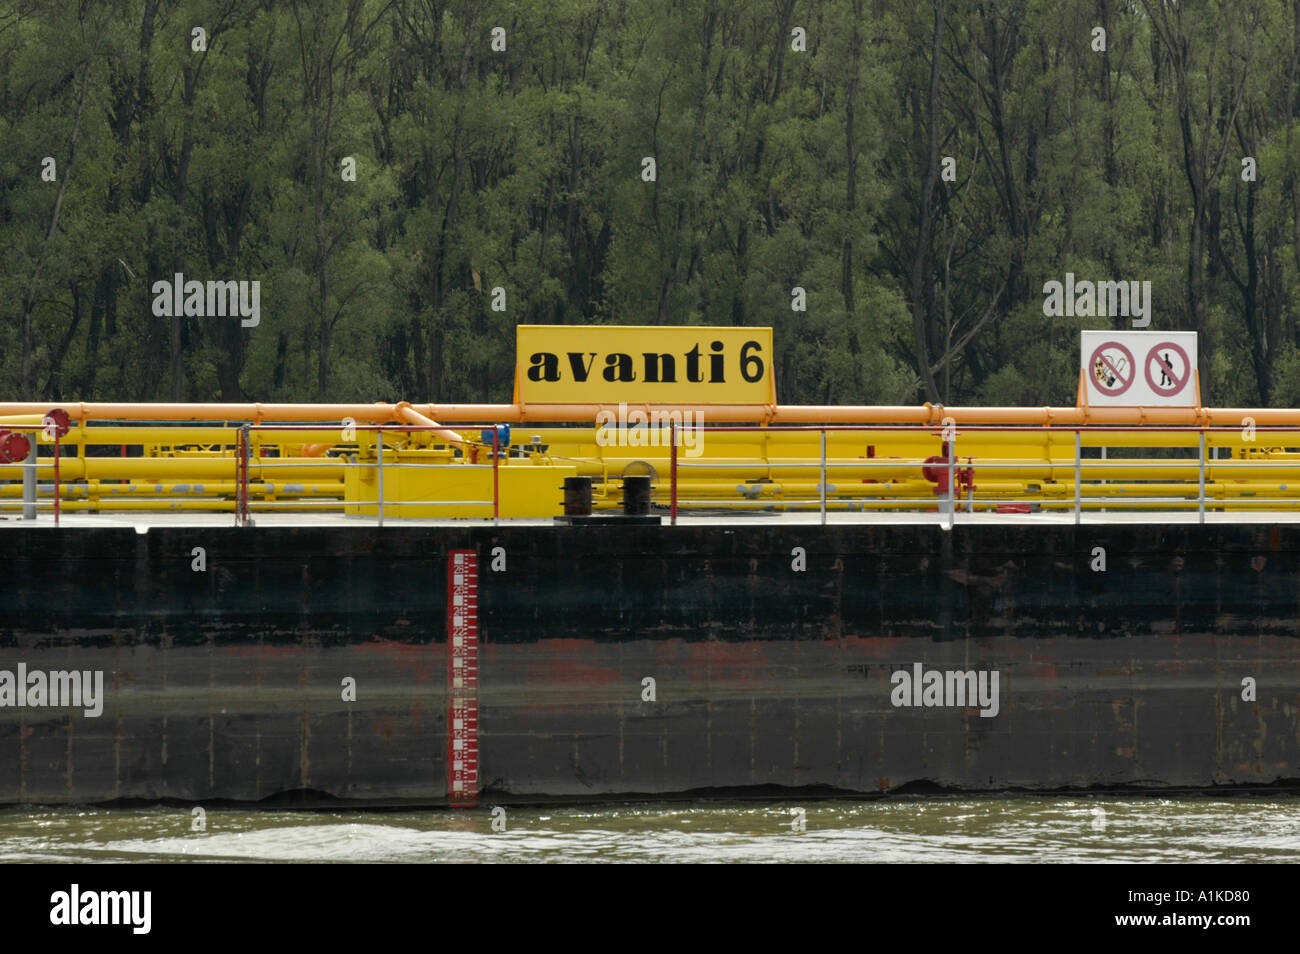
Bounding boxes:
1080 331 1198 407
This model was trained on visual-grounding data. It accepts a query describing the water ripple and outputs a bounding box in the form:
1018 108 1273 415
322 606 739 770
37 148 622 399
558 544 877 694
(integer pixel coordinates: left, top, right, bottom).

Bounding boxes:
1 798 1297 863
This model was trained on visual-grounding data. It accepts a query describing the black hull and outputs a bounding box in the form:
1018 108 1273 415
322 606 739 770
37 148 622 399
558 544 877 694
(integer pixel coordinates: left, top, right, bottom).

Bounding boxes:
3 523 1297 804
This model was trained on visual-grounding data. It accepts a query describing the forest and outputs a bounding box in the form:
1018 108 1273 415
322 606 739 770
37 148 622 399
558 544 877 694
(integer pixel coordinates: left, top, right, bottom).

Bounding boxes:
2 0 1297 410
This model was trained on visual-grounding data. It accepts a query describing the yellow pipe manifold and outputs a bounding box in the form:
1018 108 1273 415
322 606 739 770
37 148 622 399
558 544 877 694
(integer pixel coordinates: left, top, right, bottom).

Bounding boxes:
4 401 1300 516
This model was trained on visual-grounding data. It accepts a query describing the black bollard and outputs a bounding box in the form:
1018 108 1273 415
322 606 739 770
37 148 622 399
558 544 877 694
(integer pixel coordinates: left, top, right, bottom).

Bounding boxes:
563 476 593 516
622 475 652 516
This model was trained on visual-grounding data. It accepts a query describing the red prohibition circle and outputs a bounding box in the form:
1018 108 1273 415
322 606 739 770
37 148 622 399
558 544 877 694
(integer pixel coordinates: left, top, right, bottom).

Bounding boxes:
1144 342 1191 397
1088 342 1135 397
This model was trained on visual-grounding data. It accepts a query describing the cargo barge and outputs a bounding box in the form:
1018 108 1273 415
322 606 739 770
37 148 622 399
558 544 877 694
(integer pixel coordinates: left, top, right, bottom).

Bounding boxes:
2 513 1298 804
2 327 1298 805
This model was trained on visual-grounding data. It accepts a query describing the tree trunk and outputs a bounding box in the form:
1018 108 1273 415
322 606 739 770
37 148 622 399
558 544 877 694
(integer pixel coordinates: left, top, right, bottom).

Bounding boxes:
19 25 100 395
910 0 945 404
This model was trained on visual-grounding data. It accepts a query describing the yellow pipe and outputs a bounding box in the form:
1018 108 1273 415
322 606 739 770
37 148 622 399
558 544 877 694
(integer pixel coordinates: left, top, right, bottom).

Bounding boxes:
60 426 241 445
0 458 347 480
10 400 1300 428
0 480 346 497
0 496 234 511
9 452 1300 487
513 456 1300 483
16 489 1293 513
659 480 1300 499
0 498 411 511
665 480 938 497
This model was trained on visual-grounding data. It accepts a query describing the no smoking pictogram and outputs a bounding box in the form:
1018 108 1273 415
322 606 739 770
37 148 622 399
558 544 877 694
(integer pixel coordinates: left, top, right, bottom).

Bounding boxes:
1080 330 1198 406
1089 341 1135 397
1144 342 1190 398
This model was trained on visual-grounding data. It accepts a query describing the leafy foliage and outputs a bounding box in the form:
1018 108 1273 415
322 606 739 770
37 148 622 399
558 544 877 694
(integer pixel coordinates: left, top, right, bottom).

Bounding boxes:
1 0 1293 408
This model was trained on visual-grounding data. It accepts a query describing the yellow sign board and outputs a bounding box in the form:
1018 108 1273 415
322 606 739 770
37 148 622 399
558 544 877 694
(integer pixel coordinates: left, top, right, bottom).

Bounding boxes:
515 325 774 404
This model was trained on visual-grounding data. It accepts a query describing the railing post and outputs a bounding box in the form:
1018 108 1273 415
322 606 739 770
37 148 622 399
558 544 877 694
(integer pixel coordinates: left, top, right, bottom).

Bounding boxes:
946 434 955 529
1100 445 1106 513
1074 430 1082 526
22 436 36 520
376 429 385 527
492 426 500 526
1198 429 1206 524
234 428 242 526
238 424 251 527
670 421 678 526
820 429 827 526
53 431 60 527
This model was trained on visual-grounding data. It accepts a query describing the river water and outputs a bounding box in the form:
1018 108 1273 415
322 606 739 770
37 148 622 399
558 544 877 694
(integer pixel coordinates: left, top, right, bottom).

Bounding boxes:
2 796 1297 863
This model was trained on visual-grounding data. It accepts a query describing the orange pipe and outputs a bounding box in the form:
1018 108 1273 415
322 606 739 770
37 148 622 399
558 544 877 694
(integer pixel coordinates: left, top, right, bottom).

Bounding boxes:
392 402 469 447
0 400 1291 427
0 402 404 422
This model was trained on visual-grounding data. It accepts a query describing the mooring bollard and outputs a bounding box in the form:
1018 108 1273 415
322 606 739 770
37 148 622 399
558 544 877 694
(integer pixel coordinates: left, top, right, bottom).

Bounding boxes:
622 475 651 516
563 476 593 516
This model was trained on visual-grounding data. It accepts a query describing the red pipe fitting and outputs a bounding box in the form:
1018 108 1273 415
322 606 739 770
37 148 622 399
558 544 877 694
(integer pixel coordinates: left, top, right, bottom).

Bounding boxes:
0 430 31 464
921 440 975 495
